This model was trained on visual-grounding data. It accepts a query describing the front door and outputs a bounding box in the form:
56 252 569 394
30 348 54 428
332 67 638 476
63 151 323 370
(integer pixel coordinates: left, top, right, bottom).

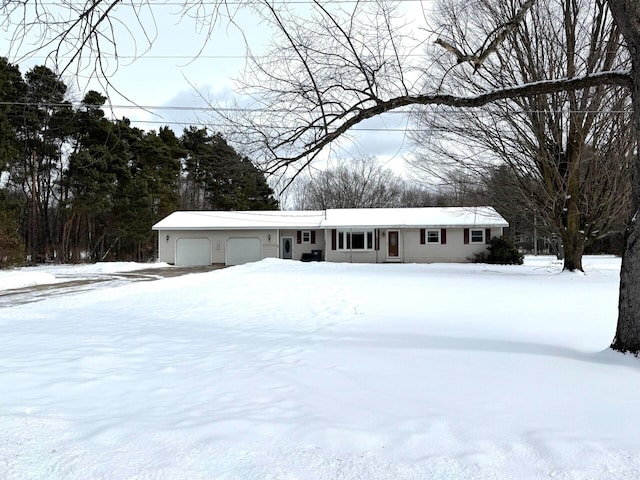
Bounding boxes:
388 230 399 258
281 236 293 259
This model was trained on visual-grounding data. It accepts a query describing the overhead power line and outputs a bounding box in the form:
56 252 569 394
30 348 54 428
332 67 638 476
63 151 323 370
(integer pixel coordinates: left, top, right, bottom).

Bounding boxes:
0 101 631 115
0 100 415 114
20 54 251 60
118 119 423 131
10 53 437 60
27 0 432 6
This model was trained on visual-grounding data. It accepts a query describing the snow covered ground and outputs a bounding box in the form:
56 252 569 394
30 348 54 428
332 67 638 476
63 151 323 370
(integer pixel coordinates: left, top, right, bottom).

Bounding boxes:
1 256 639 479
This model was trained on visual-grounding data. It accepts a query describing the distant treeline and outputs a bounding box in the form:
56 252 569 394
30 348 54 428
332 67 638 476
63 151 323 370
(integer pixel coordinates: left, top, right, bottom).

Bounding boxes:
0 59 278 267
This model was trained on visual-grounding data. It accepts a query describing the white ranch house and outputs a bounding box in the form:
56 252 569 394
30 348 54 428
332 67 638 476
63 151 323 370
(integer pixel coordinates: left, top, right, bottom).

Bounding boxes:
152 207 508 266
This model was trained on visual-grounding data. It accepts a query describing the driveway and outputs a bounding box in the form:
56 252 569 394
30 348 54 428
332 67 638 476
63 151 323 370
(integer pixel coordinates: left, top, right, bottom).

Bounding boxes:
0 265 225 308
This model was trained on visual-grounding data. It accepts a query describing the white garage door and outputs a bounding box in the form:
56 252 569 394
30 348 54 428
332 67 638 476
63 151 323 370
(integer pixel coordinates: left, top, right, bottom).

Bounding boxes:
175 238 211 266
227 237 262 266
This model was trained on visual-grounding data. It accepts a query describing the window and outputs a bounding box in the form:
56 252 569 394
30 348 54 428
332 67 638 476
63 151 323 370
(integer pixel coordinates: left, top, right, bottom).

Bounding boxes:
470 229 484 243
337 230 374 250
427 230 440 243
302 231 311 243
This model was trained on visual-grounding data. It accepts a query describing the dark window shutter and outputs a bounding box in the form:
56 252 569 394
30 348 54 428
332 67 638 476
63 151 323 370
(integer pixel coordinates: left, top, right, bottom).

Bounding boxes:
311 231 316 244
464 228 469 244
375 229 380 251
297 231 302 244
441 228 447 245
331 229 337 250
420 228 426 245
485 228 491 244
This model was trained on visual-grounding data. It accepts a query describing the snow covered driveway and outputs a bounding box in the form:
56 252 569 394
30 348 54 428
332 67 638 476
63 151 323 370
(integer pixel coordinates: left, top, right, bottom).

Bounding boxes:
0 263 222 307
1 257 639 479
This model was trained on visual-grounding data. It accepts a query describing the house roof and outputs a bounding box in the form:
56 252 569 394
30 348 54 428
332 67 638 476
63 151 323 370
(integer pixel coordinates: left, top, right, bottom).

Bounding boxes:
322 207 507 228
152 207 508 231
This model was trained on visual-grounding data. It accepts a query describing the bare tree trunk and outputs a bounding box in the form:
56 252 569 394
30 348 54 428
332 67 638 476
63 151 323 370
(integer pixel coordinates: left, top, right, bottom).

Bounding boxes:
563 151 584 271
561 230 585 271
614 84 640 352
29 150 39 265
61 215 70 263
609 0 640 353
616 216 640 353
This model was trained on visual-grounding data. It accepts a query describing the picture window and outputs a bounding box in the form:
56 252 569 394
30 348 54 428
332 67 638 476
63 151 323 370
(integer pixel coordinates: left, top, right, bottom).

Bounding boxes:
337 230 374 250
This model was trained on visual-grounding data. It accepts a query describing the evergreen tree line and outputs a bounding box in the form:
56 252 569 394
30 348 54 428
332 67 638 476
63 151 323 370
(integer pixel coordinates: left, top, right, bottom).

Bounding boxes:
0 59 278 267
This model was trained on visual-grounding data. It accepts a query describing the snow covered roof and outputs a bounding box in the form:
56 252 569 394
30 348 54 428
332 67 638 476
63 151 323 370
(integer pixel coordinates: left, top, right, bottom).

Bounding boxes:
322 207 508 228
153 207 508 231
153 210 326 230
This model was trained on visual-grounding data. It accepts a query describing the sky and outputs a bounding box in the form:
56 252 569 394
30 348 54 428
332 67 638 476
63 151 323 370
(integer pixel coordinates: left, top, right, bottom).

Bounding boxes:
0 1 429 177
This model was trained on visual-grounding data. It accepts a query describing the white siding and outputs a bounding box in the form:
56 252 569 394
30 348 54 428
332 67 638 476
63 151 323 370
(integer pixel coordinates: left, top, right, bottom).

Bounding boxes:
323 227 503 263
279 229 326 260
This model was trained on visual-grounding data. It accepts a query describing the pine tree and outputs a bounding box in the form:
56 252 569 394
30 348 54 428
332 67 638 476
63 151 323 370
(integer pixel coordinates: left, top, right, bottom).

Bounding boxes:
112 127 182 260
180 127 278 211
63 91 129 261
9 65 72 263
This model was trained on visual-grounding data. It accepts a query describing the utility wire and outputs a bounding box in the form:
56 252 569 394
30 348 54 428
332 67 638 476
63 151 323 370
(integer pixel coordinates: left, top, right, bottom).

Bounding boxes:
24 0 432 6
0 101 631 115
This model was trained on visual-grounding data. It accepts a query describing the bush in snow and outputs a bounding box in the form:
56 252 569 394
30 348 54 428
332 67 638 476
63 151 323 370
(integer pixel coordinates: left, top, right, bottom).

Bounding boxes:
474 236 523 265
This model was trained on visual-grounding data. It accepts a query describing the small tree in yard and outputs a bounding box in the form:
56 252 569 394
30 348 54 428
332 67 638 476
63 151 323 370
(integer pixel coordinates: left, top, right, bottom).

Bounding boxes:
482 237 524 265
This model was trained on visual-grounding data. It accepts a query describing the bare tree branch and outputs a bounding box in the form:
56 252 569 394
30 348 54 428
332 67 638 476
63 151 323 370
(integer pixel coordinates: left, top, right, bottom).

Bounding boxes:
254 71 630 173
434 0 537 69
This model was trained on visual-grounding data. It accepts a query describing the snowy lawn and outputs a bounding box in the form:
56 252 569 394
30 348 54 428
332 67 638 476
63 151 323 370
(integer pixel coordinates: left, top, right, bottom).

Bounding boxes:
1 256 639 479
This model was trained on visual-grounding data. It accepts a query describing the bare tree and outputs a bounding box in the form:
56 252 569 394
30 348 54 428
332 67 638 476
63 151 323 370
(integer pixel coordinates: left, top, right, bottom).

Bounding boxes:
4 0 640 351
398 183 448 208
291 157 403 210
410 0 633 271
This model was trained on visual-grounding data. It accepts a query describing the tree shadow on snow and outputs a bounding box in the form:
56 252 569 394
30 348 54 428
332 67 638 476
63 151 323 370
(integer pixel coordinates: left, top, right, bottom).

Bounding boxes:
333 332 640 370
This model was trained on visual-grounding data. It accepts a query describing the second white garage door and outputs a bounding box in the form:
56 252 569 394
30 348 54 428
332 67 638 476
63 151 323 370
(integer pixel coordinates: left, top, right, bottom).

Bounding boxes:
226 237 262 266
